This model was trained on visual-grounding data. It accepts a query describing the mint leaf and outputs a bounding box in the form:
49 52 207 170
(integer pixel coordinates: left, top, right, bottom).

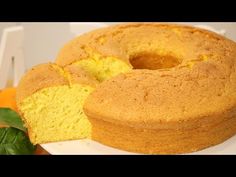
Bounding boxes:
0 108 26 132
0 127 36 155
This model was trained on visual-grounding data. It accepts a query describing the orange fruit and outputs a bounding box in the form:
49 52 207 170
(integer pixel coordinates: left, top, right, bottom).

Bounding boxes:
0 87 17 112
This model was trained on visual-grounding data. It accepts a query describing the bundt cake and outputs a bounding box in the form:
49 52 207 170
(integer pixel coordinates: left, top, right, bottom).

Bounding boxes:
56 23 236 154
17 23 236 154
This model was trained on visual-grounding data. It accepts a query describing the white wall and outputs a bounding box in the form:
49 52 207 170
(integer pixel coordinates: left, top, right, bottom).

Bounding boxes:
0 23 18 35
21 23 75 69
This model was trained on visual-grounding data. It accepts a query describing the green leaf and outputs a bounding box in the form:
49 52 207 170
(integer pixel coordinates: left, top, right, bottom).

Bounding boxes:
0 127 36 155
0 108 26 132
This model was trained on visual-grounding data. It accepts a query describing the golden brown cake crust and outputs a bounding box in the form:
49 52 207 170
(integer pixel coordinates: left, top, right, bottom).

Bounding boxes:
89 112 236 154
80 23 236 154
16 63 68 104
55 23 234 67
16 63 98 105
82 23 236 127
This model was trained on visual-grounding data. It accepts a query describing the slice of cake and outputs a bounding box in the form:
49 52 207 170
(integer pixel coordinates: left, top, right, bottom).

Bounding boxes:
16 63 98 144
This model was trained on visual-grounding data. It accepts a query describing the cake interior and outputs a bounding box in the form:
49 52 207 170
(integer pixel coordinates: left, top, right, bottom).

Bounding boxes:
72 54 132 82
19 84 94 144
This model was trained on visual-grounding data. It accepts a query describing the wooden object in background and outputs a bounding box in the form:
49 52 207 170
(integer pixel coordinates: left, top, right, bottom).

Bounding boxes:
0 26 25 89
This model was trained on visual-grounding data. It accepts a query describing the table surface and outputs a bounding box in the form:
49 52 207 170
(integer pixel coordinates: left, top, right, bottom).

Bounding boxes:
35 145 50 155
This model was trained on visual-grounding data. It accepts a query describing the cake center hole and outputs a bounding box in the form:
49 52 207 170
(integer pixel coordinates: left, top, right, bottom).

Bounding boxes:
130 52 181 70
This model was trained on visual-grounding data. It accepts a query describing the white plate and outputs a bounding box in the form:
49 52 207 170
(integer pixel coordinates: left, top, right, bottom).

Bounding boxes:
41 134 236 155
